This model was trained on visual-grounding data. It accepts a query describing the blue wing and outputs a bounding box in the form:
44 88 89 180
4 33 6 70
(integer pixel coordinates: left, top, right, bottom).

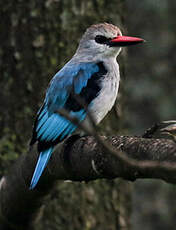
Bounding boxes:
31 62 100 148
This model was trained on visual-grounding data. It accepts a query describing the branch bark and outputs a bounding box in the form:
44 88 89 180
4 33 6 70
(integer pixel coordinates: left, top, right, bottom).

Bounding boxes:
0 135 176 229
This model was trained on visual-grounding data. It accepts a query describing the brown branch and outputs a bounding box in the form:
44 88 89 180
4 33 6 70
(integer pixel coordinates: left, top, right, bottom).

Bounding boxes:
0 135 176 229
57 110 176 177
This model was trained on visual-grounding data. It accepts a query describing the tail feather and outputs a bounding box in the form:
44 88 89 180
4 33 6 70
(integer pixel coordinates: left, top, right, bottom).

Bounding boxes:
29 147 53 190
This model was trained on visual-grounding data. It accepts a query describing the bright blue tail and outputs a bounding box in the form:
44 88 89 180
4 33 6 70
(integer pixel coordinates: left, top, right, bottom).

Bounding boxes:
29 147 53 190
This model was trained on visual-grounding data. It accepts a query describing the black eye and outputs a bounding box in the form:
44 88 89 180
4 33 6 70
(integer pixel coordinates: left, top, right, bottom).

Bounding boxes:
95 35 110 44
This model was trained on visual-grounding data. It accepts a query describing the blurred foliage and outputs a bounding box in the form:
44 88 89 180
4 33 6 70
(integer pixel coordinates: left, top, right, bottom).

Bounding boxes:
125 1 176 230
0 0 132 229
125 0 176 134
39 179 131 230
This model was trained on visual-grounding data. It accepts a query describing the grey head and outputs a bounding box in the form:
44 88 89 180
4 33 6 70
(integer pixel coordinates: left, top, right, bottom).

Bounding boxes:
76 23 144 59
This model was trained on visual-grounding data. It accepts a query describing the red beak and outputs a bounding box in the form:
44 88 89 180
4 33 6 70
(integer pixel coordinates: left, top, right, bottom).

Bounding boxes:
110 36 145 47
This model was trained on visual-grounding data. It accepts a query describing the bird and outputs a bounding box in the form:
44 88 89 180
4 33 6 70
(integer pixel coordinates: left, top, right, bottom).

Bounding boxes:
29 23 144 189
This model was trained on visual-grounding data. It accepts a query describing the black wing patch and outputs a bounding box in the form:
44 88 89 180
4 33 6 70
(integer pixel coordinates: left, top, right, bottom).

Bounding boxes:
65 62 107 112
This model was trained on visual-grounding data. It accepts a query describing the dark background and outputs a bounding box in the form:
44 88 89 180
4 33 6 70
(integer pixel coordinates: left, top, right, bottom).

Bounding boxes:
126 1 176 230
0 0 176 229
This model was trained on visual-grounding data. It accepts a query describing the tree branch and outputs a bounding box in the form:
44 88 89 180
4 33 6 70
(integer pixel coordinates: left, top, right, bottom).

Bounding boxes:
0 135 176 229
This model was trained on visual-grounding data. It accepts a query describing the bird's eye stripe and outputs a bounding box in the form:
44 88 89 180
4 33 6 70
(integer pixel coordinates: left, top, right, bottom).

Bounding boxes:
95 35 111 44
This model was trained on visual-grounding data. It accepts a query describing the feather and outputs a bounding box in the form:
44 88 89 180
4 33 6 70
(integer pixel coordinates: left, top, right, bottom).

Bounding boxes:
29 147 53 190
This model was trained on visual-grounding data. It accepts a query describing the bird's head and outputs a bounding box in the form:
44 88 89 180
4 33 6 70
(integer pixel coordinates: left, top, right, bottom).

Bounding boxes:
76 23 144 58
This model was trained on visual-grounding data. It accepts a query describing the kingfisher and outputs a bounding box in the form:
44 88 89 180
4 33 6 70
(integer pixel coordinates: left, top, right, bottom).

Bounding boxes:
29 23 144 189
